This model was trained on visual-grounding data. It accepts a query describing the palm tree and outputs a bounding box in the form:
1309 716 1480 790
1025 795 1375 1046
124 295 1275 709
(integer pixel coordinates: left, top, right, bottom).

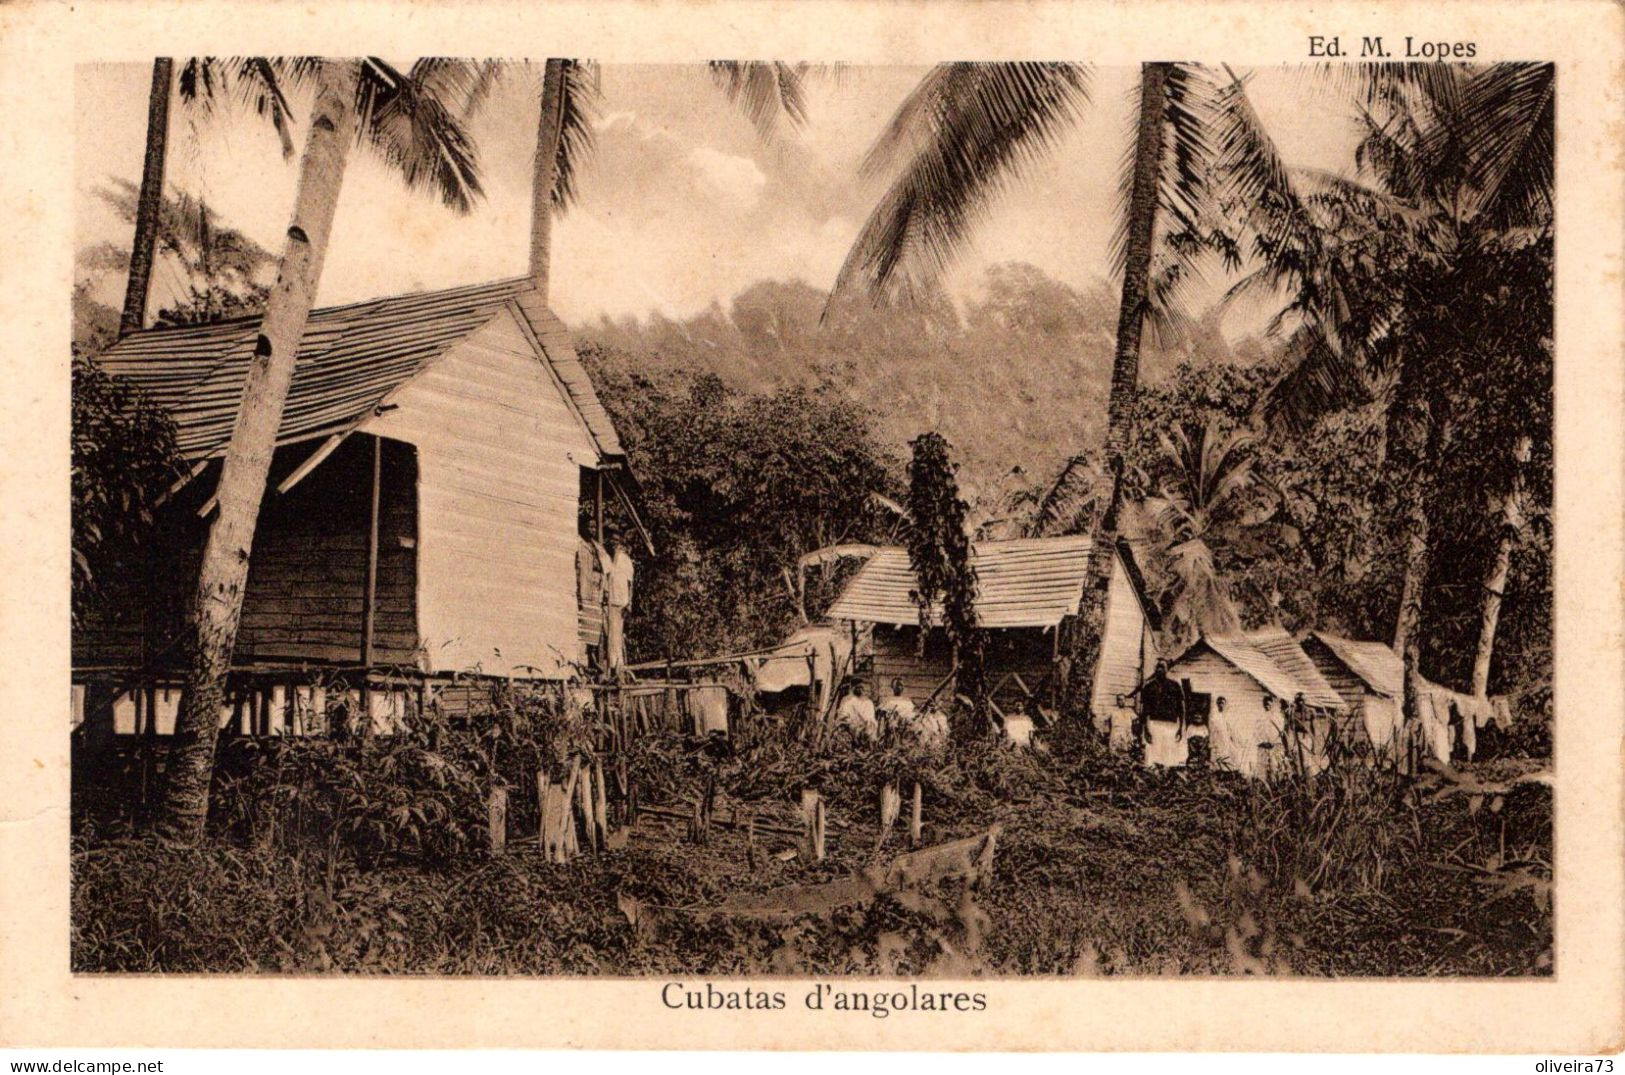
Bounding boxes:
118 59 174 337
1214 63 1552 711
1139 419 1286 644
830 61 1226 714
1471 435 1532 697
159 58 496 844
526 59 810 296
121 57 495 334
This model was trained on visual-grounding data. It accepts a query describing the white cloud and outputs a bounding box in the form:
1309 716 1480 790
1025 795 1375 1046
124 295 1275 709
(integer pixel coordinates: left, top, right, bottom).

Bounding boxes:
686 147 767 206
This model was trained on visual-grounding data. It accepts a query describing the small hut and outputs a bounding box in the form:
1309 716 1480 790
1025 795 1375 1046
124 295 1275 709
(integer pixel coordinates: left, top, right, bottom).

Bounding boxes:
824 535 1159 722
75 277 640 738
1300 631 1405 758
1165 631 1346 778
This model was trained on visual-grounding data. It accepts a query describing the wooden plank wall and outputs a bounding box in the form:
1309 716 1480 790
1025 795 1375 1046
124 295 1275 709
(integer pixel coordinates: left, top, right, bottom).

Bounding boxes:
236 435 418 665
1088 555 1156 716
365 309 597 678
870 625 1056 712
72 438 418 670
871 625 954 706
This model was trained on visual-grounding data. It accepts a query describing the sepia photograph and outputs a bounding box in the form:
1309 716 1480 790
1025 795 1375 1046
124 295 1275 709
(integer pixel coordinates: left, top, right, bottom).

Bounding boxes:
63 54 1560 984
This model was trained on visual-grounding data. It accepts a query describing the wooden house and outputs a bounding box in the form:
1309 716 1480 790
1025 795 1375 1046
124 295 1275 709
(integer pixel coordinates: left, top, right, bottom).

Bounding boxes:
76 277 637 736
1300 631 1410 759
1165 630 1346 778
824 535 1158 720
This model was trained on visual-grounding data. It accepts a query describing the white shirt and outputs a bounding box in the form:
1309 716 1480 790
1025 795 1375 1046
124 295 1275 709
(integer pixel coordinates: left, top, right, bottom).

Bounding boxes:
877 695 916 726
836 695 877 739
607 548 635 609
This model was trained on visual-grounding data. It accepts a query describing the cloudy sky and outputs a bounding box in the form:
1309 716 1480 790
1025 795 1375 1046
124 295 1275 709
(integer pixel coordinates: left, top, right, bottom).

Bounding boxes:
75 62 1358 331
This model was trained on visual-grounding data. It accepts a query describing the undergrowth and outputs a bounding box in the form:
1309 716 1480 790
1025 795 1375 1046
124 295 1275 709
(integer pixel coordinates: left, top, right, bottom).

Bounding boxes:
71 698 1552 977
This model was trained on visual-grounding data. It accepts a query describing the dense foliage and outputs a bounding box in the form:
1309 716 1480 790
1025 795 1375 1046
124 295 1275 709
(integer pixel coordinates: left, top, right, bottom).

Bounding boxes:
70 352 183 629
903 433 985 728
580 348 902 662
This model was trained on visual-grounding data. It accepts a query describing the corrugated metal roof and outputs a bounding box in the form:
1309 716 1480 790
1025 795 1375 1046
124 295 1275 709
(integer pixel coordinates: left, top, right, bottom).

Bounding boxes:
1308 631 1403 698
97 277 623 461
1244 627 1349 710
825 535 1096 629
1188 634 1346 710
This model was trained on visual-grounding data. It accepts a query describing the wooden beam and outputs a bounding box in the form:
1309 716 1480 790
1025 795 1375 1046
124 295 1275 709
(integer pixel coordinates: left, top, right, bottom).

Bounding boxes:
361 436 381 715
593 467 605 545
277 432 348 495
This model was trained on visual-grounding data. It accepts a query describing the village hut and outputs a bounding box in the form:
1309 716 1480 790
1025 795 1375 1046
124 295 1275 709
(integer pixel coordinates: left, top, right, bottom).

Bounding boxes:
824 535 1159 723
1299 631 1406 759
1164 632 1346 778
1302 631 1506 765
75 278 640 738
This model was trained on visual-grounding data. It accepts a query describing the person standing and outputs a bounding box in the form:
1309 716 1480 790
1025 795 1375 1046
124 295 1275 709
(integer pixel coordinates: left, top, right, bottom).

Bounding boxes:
1136 659 1189 768
604 536 634 674
835 679 878 742
1106 693 1138 754
876 678 915 741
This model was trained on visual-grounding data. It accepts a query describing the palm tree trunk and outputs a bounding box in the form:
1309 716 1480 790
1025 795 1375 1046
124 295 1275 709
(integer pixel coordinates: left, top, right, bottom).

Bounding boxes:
120 58 174 337
159 60 360 844
529 59 567 299
1386 365 1441 751
1472 435 1532 697
1068 61 1169 714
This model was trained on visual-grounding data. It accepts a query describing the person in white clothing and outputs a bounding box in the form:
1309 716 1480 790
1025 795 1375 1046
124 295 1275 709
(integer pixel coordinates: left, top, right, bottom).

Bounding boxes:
875 678 915 740
835 679 878 742
604 537 635 673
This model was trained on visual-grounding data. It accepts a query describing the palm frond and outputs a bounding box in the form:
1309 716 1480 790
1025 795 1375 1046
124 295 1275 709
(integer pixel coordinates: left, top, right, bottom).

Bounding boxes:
1258 322 1373 433
1026 453 1102 537
547 59 601 211
1460 62 1554 228
832 62 1093 306
707 60 811 142
355 57 497 213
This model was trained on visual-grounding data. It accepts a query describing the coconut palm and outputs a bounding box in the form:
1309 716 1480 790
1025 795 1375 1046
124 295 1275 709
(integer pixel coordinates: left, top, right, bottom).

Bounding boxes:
1138 419 1286 644
120 57 495 336
119 59 174 337
159 58 497 844
830 61 1232 713
1212 62 1552 708
525 59 811 296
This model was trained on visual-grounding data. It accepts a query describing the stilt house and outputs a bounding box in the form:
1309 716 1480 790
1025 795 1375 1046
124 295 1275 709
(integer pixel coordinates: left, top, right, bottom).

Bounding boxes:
75 277 639 736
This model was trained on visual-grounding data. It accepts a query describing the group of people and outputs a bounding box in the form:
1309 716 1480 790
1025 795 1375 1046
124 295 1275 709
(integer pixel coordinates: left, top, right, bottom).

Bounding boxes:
1104 659 1338 776
576 534 635 673
834 677 950 750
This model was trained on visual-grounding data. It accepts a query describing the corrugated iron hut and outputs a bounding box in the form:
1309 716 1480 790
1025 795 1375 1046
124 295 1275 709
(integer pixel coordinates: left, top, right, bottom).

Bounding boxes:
76 278 637 736
824 535 1159 720
1165 631 1346 778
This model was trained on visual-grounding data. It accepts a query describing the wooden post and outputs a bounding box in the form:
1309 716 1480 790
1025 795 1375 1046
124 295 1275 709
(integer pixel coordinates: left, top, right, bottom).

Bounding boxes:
800 789 820 861
537 771 550 850
689 796 706 845
813 800 827 862
487 785 508 855
359 436 382 720
594 468 605 545
746 814 759 871
909 781 923 848
576 758 598 853
874 781 901 855
593 756 609 848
